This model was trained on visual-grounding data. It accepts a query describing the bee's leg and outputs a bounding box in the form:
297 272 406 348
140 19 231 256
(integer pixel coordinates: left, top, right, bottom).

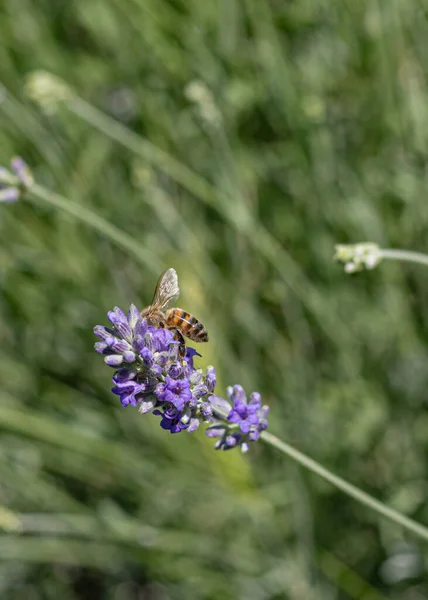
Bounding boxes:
170 328 186 359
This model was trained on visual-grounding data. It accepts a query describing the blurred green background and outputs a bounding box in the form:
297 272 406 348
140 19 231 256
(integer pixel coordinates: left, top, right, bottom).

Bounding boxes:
1 0 428 598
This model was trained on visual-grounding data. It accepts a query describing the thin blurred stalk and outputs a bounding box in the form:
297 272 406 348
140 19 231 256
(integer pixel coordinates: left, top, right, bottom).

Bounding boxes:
207 404 428 541
70 97 221 211
380 248 428 267
2 175 161 273
261 431 428 542
0 535 132 568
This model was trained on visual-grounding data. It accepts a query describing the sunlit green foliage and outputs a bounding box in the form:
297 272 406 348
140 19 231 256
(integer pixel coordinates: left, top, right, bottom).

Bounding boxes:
1 0 428 598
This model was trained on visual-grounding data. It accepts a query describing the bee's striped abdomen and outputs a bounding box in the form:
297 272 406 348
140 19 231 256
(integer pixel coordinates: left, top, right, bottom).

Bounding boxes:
165 308 209 342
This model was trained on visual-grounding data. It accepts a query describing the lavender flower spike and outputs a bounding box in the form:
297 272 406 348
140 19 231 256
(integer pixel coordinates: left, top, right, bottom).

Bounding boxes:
207 387 269 452
94 303 269 450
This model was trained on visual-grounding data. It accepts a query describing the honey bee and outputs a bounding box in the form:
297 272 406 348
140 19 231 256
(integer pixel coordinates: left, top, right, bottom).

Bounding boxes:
141 268 208 356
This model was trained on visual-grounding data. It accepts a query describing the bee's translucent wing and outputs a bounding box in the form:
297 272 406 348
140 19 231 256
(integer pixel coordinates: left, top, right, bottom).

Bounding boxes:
151 268 180 310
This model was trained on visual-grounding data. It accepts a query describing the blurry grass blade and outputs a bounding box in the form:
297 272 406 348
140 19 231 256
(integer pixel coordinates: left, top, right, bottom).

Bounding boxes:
27 183 161 272
0 404 140 466
0 535 132 569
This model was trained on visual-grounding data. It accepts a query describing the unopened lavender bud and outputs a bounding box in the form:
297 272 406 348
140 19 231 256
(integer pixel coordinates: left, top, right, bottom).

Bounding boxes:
94 341 109 354
104 355 124 367
134 319 147 337
249 392 262 405
108 338 131 353
94 325 116 340
206 424 226 438
190 369 203 386
127 304 140 329
200 402 213 419
180 406 192 425
154 351 168 367
192 384 208 399
123 350 136 363
138 398 156 414
166 362 182 379
188 418 200 432
108 307 132 341
224 434 240 449
140 347 154 367
205 366 216 392
248 429 260 442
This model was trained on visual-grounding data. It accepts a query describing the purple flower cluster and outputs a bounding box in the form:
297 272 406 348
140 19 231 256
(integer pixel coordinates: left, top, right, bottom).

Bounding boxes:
0 157 33 203
94 304 269 450
207 385 269 453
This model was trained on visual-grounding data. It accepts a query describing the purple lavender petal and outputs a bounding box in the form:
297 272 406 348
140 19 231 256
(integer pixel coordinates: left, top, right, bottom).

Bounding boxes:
156 377 192 411
239 413 259 434
184 347 201 370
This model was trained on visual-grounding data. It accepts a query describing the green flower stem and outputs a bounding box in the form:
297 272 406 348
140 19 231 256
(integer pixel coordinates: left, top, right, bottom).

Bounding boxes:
25 182 162 273
211 406 428 541
261 431 428 542
379 248 428 268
